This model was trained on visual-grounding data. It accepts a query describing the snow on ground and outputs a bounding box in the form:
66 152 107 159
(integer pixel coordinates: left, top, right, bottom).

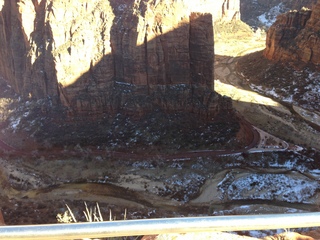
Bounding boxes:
258 3 288 28
218 172 319 204
250 68 320 112
8 116 21 132
250 84 280 100
248 67 320 132
268 159 309 173
164 173 206 202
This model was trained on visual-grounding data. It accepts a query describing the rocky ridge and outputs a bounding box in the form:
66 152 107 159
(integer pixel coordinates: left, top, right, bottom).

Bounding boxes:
264 0 320 67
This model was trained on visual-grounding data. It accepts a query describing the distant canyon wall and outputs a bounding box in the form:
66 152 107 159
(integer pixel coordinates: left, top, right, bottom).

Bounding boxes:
240 0 317 27
0 0 239 118
264 0 320 66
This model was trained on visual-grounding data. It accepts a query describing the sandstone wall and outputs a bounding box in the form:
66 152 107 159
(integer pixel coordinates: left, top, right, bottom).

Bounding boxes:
0 0 238 118
264 0 320 66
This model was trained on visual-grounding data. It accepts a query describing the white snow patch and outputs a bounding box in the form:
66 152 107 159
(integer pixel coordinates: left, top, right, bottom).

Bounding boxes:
258 3 287 28
269 160 296 169
225 173 318 203
115 81 133 86
9 117 21 131
23 111 30 117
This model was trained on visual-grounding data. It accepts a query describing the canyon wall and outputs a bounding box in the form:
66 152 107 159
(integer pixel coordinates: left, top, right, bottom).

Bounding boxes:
240 0 317 27
264 0 320 66
0 0 239 119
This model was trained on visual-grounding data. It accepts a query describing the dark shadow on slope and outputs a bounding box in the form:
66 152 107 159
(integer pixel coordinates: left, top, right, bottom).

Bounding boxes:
0 0 29 93
0 0 59 99
27 0 59 100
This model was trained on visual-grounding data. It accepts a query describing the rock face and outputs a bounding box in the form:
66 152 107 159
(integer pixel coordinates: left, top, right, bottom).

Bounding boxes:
220 0 241 21
0 0 240 120
264 0 320 66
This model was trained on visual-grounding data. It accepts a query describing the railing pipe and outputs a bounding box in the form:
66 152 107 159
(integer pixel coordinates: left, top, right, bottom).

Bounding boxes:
0 212 319 240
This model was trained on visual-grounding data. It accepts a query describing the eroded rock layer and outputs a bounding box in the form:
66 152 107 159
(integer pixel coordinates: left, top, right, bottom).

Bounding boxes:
0 0 240 119
264 0 320 66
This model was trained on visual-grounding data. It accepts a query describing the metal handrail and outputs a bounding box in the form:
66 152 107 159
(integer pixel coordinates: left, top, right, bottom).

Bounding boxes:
0 212 319 240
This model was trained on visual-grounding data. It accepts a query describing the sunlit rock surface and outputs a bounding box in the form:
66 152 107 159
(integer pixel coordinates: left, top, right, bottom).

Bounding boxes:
0 0 240 119
264 0 320 67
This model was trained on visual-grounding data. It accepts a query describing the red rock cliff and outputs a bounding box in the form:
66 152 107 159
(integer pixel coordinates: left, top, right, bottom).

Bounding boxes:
264 0 320 66
0 0 239 119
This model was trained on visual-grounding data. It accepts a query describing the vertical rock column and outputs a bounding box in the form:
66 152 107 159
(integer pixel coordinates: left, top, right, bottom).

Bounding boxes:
190 12 214 91
0 0 33 95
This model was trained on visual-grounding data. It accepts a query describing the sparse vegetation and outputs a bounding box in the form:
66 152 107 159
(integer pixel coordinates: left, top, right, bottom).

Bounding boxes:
57 203 133 240
57 202 105 223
